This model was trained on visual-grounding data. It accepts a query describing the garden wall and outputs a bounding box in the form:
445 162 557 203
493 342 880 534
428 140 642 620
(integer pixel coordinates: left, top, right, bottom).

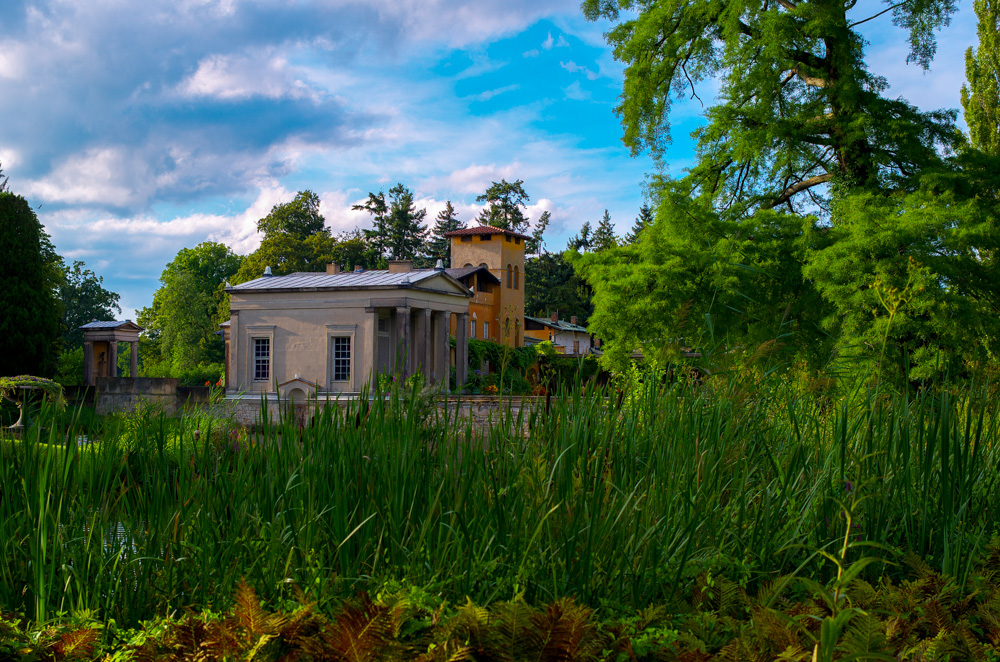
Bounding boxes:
94 377 210 416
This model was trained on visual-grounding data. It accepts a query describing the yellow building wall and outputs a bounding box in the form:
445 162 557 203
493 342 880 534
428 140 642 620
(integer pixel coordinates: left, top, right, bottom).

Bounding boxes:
451 233 525 347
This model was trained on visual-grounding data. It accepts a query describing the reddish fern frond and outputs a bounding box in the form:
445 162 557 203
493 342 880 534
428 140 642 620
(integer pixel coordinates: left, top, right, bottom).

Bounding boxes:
235 578 267 636
323 593 405 662
52 627 98 659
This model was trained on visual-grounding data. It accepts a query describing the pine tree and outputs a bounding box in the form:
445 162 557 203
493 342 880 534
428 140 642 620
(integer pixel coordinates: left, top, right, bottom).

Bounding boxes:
963 0 1000 155
385 183 428 261
353 191 389 260
568 221 592 252
526 210 551 255
427 201 464 267
626 204 653 244
477 179 531 232
592 210 618 252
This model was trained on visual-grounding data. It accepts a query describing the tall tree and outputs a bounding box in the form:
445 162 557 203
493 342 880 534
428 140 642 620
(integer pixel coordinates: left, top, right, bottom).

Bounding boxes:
591 210 618 252
525 251 593 326
477 179 531 232
568 221 592 252
576 0 974 376
427 201 463 267
963 0 1000 155
257 190 326 239
0 192 61 376
385 183 428 261
59 260 121 350
354 191 389 260
625 204 653 244
139 242 242 377
527 210 551 255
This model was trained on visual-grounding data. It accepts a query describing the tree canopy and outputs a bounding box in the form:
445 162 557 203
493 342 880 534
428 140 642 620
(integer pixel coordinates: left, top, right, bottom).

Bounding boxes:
59 260 121 350
256 190 326 239
477 179 532 232
427 201 464 267
963 0 1000 155
574 0 994 382
0 192 61 376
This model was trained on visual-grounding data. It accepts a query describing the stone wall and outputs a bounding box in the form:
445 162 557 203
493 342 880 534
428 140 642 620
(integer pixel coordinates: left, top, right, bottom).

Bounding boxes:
94 378 210 416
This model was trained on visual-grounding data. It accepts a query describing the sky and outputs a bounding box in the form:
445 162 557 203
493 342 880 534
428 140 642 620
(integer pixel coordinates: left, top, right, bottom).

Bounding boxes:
0 0 980 318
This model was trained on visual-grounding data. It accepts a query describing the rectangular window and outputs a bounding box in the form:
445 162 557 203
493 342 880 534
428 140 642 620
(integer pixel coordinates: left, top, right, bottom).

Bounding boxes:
253 338 270 381
481 234 492 241
484 321 490 339
471 320 476 338
514 237 521 245
332 336 351 381
505 235 511 242
461 235 472 242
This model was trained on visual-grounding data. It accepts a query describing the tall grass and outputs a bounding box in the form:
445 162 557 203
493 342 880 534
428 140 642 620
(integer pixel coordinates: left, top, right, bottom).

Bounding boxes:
2 379 998 627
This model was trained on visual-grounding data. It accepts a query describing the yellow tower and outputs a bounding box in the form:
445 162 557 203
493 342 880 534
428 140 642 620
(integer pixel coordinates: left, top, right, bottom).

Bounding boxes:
445 226 527 347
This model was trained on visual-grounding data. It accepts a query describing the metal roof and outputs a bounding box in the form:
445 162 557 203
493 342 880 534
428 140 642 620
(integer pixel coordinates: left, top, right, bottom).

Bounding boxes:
79 320 142 330
445 266 501 284
227 268 471 294
524 315 589 333
443 225 532 241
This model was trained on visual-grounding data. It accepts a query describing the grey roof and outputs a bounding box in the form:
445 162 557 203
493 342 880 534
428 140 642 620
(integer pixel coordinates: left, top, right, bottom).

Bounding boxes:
445 266 501 284
79 320 141 330
228 269 471 294
524 315 589 333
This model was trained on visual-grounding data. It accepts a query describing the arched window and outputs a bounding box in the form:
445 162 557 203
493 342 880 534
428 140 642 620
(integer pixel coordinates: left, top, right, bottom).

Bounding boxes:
515 319 521 346
506 264 512 288
504 316 511 341
514 265 519 290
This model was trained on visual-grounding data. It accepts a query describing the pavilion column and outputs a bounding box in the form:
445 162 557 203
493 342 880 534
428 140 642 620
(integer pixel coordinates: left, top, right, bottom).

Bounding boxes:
367 308 379 387
421 309 433 378
108 341 118 378
456 312 469 389
434 311 450 386
414 307 428 378
130 341 138 378
83 341 94 386
395 306 411 378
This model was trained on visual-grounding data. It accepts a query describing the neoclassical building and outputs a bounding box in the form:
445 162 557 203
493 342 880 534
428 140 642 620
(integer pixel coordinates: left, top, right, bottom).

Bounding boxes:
223 261 472 398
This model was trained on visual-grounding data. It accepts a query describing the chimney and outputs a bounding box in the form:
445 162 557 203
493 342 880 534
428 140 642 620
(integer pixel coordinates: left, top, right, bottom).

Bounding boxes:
551 311 558 323
570 315 578 326
388 260 413 273
434 258 445 271
263 266 273 277
326 263 341 275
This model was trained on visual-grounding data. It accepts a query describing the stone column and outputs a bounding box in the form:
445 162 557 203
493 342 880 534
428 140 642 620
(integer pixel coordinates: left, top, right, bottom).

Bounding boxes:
130 341 138 378
456 312 469 388
395 306 411 378
414 308 428 377
83 341 94 386
434 311 450 385
108 340 119 378
421 309 433 378
367 308 379 388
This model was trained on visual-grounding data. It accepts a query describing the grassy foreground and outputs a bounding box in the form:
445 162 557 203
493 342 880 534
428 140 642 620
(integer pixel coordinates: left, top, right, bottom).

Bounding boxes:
2 380 1000 642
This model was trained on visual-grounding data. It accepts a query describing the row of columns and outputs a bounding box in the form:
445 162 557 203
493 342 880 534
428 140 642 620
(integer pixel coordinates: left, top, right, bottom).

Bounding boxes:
388 307 468 387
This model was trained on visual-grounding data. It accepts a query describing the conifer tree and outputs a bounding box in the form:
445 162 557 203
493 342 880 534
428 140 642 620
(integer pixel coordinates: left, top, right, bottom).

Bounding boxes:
427 201 463 267
963 0 1000 155
625 204 653 244
591 210 618 252
477 179 531 232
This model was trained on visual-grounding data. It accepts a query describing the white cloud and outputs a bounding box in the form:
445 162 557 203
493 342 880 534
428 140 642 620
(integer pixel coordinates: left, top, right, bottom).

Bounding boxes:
471 84 520 102
523 49 540 58
560 60 599 80
563 80 590 101
178 51 323 101
542 31 569 51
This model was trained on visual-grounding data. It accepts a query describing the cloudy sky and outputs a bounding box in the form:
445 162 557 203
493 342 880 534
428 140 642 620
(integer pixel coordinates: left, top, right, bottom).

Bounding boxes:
0 0 978 317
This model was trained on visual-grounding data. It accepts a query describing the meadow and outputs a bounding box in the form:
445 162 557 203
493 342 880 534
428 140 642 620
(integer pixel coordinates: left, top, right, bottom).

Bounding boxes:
3 377 1000 658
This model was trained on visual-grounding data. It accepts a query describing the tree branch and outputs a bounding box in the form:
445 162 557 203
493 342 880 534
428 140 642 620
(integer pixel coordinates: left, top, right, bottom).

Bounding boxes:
768 173 834 208
848 0 914 29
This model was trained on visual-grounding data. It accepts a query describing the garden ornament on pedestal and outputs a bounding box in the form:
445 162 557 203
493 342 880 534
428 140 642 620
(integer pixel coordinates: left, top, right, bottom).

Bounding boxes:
0 375 63 433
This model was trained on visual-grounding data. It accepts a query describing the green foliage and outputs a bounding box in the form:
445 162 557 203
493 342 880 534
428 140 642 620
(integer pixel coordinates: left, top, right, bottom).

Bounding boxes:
591 209 618 252
354 183 429 262
256 189 326 239
139 241 242 378
625 203 653 245
477 178 531 233
963 0 1000 155
524 252 593 325
426 201 464 268
0 375 62 401
0 192 61 377
467 338 536 394
54 347 84 387
58 260 121 351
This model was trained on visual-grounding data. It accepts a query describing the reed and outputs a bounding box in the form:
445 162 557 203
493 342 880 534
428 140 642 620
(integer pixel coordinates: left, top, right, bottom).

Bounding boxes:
2 378 998 628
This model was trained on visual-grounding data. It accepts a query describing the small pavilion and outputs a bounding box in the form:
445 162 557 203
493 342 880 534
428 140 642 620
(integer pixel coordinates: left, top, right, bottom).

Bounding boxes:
80 320 144 386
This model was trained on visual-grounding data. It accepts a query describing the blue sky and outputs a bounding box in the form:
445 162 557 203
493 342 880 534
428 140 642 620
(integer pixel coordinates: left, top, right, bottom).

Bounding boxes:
0 0 978 317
